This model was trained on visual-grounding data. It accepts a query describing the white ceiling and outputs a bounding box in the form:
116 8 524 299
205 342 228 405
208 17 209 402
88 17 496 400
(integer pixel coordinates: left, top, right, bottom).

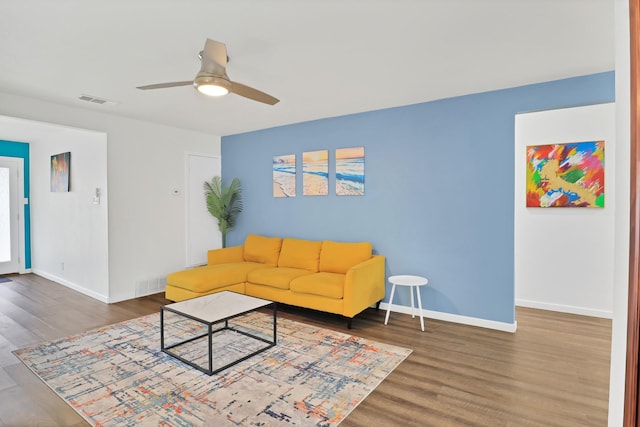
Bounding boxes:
0 0 614 136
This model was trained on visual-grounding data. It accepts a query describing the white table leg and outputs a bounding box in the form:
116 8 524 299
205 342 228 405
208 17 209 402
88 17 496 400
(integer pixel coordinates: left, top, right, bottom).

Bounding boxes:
410 285 415 318
416 285 424 332
384 283 397 325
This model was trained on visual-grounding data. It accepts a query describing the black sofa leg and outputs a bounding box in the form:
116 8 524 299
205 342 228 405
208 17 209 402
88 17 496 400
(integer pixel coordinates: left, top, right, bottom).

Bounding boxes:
347 318 353 329
376 300 381 310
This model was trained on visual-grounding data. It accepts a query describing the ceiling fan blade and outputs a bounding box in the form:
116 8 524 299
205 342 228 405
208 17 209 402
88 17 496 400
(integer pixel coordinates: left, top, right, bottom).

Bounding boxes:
136 81 193 90
231 81 279 105
201 39 228 76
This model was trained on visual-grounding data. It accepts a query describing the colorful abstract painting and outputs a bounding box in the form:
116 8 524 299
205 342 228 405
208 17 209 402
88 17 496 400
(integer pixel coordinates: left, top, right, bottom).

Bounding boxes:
50 152 70 192
273 154 296 197
336 147 365 196
526 141 604 208
303 150 328 196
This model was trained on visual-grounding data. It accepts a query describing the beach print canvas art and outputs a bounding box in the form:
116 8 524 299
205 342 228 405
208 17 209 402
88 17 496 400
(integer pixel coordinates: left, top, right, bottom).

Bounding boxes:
336 147 364 196
273 154 296 197
303 150 328 196
526 141 604 208
51 152 71 192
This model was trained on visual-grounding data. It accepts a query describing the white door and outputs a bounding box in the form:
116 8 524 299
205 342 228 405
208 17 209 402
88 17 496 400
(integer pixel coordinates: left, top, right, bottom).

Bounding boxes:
0 157 21 275
185 153 221 267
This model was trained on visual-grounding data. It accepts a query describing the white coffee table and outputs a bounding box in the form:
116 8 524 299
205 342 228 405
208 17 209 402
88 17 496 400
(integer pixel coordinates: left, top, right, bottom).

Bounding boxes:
384 275 429 331
161 291 276 375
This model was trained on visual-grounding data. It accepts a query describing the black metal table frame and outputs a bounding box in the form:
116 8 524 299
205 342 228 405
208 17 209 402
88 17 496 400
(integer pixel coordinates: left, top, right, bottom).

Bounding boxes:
160 302 277 376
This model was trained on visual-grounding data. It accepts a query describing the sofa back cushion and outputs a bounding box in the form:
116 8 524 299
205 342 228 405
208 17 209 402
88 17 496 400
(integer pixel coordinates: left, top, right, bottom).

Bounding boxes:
278 238 322 272
319 240 372 274
243 234 282 265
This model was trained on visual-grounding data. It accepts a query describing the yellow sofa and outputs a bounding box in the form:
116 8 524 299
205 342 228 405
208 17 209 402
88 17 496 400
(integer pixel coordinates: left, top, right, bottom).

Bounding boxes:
166 234 386 328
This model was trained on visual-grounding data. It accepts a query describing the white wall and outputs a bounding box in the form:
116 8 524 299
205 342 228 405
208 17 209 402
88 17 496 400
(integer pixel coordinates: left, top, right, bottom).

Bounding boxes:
31 123 109 299
0 92 221 302
103 115 220 302
515 103 616 319
609 0 630 424
185 153 222 267
0 116 110 300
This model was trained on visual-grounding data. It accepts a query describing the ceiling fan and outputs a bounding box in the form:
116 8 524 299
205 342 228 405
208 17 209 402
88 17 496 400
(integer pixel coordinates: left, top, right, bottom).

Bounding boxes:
136 38 279 105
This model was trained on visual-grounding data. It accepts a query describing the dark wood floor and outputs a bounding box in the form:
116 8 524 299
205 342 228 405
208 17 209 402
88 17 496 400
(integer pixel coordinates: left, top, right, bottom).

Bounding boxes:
0 274 611 426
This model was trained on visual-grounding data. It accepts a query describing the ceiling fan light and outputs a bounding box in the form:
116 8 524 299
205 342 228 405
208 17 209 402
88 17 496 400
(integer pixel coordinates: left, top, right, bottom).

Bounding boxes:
197 84 229 97
194 75 231 97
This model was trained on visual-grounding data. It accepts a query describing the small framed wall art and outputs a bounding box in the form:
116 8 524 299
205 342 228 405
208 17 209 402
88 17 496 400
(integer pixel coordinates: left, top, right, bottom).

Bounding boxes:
303 150 328 196
336 147 365 196
273 154 296 197
51 152 71 192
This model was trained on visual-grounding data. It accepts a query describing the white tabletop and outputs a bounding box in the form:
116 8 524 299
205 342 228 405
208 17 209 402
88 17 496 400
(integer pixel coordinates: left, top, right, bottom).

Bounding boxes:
388 275 428 286
163 291 272 324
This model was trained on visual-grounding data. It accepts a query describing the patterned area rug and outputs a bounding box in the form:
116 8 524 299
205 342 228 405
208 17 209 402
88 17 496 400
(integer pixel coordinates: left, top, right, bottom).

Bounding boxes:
13 311 411 426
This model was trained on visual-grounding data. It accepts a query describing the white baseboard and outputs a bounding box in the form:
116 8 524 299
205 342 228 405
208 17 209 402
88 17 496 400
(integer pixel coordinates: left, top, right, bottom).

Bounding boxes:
379 302 517 333
32 269 109 303
106 293 135 304
516 299 613 319
110 288 166 304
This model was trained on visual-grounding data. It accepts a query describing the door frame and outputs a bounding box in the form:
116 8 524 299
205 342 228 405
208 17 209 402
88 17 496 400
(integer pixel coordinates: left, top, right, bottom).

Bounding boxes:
0 156 25 275
626 0 640 424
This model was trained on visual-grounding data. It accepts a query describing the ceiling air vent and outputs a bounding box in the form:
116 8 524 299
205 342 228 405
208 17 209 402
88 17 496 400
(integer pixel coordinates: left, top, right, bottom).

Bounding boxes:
78 94 119 106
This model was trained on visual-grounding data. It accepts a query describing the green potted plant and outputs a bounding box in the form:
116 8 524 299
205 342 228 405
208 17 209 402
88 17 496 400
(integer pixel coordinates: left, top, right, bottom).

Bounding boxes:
204 176 243 248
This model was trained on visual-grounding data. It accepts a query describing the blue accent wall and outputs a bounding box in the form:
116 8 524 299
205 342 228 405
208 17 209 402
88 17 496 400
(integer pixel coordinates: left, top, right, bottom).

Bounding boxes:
0 140 31 269
222 71 615 324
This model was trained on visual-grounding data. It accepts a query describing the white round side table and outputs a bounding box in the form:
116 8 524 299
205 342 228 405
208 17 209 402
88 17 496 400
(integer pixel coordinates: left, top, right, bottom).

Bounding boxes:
384 275 429 331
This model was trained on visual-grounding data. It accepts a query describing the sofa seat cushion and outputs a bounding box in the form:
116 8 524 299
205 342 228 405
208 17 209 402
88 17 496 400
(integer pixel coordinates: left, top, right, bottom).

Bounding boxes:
166 262 267 293
290 272 345 299
278 238 322 271
247 267 313 290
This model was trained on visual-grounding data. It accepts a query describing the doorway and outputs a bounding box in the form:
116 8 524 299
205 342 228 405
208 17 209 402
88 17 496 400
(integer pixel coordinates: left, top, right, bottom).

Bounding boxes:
0 156 23 275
